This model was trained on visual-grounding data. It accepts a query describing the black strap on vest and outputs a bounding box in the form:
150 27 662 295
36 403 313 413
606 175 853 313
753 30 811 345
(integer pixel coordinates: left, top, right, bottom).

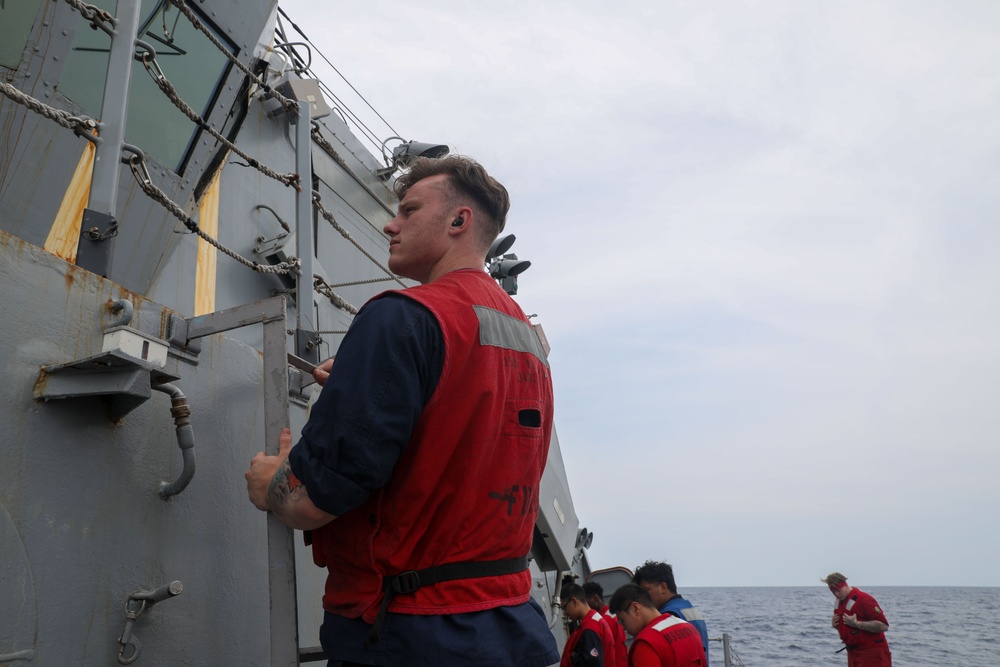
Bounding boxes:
364 556 529 648
843 639 885 652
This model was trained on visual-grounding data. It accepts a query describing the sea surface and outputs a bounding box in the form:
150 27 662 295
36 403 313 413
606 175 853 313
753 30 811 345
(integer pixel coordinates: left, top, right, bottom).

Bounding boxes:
681 586 999 666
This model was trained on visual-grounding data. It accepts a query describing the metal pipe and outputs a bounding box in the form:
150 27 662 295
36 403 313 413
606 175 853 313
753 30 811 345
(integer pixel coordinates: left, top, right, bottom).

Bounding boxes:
262 306 299 666
131 580 183 604
152 383 196 498
548 570 564 631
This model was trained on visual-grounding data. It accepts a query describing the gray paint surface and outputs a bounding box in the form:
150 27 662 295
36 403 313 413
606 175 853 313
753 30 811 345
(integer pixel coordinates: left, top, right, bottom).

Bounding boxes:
0 0 590 662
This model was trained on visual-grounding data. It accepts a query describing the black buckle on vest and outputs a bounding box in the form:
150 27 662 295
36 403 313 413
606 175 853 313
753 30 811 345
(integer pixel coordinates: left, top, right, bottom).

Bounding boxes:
392 570 421 595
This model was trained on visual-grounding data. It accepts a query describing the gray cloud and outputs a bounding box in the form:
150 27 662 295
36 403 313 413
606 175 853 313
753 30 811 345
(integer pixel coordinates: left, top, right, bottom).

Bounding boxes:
284 0 1000 585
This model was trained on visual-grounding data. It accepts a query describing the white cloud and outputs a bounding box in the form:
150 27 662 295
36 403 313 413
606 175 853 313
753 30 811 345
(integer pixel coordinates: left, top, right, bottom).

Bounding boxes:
281 0 1000 585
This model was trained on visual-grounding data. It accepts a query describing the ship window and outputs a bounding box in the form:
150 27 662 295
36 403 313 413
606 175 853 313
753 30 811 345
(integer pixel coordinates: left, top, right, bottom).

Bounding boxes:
57 0 236 174
0 0 44 69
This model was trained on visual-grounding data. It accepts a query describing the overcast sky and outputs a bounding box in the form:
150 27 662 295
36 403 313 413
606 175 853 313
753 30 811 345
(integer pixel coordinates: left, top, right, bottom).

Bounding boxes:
280 0 1000 587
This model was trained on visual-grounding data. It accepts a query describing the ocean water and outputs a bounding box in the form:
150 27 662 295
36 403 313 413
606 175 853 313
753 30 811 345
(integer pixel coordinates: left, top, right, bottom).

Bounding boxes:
681 586 1000 666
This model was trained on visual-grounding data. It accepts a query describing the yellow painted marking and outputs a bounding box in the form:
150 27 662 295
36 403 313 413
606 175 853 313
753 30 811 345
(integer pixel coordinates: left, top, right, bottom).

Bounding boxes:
194 163 224 316
44 140 96 262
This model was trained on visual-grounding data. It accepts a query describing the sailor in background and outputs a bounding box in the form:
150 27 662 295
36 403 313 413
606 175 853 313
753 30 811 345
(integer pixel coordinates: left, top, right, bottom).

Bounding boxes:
608 584 707 667
824 572 892 667
560 583 615 667
632 560 711 664
584 581 628 667
245 156 558 666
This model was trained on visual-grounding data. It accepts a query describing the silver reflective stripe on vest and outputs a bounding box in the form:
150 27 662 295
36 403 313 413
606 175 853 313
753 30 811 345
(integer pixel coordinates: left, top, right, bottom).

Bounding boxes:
652 615 689 631
681 607 705 622
473 305 549 368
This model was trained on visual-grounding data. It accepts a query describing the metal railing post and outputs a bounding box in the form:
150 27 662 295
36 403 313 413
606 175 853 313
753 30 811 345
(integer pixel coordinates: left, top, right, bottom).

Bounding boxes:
181 297 299 664
76 0 142 277
294 99 317 365
263 306 299 667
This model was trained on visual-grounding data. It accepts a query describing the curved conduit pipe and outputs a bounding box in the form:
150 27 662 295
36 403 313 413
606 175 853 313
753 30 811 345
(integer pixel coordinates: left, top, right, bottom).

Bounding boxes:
546 569 568 632
152 383 196 498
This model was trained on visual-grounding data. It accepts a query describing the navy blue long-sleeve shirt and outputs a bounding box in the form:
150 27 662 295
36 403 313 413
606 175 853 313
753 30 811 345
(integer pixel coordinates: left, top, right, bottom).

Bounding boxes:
288 293 442 515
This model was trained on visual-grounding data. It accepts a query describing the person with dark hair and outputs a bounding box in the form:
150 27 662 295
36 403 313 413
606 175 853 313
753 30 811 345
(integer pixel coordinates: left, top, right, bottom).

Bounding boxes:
584 581 627 667
245 155 558 666
560 583 614 667
632 560 710 664
608 584 706 667
822 572 892 667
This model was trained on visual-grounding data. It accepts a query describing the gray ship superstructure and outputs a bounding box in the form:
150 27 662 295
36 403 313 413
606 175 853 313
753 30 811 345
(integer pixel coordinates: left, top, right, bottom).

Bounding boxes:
0 0 594 664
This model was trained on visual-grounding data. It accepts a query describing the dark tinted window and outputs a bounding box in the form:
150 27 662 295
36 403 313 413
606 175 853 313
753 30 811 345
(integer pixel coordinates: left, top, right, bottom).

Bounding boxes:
0 0 44 69
58 0 235 173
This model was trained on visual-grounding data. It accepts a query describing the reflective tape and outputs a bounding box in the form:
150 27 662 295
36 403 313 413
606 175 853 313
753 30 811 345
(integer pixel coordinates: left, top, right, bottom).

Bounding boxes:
473 305 549 368
652 615 688 631
681 608 705 622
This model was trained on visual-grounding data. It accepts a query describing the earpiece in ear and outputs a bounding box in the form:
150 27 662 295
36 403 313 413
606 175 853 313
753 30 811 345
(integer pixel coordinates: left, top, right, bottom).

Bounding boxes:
452 218 463 227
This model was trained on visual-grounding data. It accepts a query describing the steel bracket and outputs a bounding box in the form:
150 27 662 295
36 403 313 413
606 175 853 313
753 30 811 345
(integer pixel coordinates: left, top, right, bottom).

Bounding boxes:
254 232 290 258
34 350 179 421
294 328 321 364
166 313 203 359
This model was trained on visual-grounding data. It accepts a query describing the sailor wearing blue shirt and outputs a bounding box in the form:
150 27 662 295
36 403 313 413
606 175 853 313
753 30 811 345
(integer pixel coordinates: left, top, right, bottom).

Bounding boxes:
633 560 710 665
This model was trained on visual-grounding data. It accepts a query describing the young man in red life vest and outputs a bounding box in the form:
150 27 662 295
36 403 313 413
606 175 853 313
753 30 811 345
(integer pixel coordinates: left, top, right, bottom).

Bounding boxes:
584 581 627 667
608 584 706 667
823 572 892 667
560 583 615 667
244 156 558 667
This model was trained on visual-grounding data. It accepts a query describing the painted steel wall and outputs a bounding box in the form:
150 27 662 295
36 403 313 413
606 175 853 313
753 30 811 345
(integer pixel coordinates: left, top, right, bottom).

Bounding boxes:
0 1 591 662
1 232 277 663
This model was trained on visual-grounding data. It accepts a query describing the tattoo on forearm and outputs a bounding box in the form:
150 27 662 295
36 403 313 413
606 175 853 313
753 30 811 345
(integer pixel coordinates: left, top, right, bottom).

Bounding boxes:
267 460 307 517
855 620 887 633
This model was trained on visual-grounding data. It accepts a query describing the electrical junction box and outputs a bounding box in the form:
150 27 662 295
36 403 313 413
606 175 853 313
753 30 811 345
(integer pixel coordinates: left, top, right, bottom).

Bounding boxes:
102 326 168 368
275 77 332 120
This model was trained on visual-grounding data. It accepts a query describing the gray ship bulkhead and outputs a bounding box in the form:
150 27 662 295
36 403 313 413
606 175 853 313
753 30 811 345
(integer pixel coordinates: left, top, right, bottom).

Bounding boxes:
0 0 590 663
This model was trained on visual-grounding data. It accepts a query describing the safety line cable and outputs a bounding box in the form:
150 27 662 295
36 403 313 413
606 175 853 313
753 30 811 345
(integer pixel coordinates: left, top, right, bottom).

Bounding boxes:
0 90 298 278
126 154 301 275
164 0 298 113
312 193 406 288
313 275 358 315
312 72 384 153
729 642 745 667
310 124 395 215
272 12 396 159
0 81 100 139
64 0 117 35
276 6 399 137
325 276 398 288
139 53 299 189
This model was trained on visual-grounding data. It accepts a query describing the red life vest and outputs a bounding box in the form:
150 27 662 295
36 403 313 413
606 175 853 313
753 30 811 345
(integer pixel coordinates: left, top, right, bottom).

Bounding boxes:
835 588 890 649
629 613 706 666
561 610 614 667
309 270 554 621
600 605 628 667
